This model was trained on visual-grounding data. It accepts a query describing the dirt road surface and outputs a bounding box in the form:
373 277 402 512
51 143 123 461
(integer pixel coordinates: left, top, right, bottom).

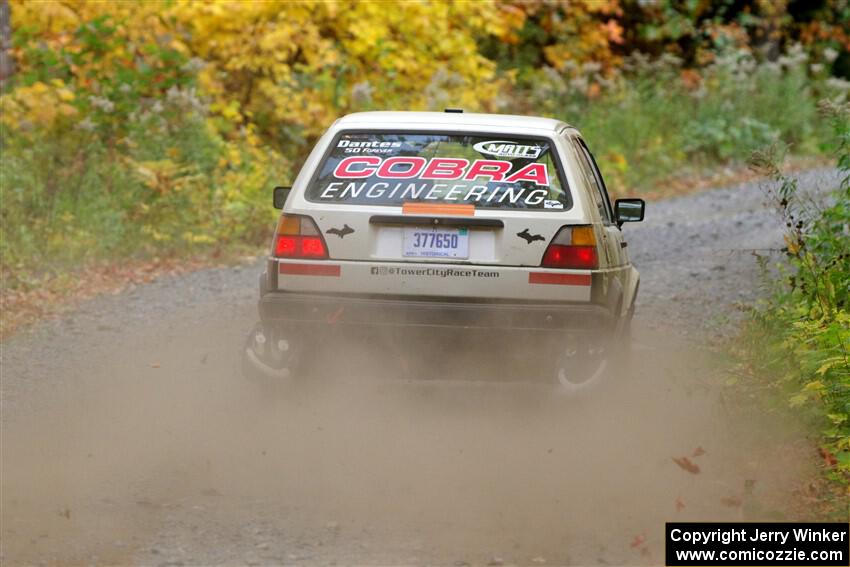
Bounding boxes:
1 169 842 566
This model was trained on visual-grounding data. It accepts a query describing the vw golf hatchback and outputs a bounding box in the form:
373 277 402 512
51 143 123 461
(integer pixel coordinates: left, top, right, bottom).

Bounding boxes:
245 111 645 388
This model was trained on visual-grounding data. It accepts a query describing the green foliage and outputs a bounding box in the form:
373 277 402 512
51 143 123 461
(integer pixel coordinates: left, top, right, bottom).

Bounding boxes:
745 101 850 479
525 48 842 193
0 90 285 285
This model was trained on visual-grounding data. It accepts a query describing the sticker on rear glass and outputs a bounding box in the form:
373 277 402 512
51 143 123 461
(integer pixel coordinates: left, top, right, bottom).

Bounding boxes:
320 180 549 207
320 156 552 207
473 140 543 159
336 139 402 154
308 133 570 209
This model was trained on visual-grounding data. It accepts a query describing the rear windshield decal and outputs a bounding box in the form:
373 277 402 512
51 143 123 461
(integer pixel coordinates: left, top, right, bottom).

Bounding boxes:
332 157 549 186
307 133 572 211
472 140 543 159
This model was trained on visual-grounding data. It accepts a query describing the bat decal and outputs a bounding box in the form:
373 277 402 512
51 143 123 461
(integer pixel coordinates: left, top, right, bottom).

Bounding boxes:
326 224 354 239
517 228 545 244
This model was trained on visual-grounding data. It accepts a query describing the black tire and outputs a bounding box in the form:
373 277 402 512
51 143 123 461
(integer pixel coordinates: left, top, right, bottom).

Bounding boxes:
554 297 635 391
553 334 613 392
240 322 306 386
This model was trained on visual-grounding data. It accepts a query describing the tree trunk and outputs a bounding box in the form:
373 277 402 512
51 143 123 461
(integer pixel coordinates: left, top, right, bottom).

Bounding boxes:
0 0 15 89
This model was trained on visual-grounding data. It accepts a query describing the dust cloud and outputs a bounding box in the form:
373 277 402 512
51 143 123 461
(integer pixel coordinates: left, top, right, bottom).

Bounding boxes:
1 312 815 566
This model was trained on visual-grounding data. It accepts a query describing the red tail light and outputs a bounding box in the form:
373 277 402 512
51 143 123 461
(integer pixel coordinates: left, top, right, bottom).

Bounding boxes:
540 226 598 269
273 215 328 259
274 235 327 258
541 244 597 268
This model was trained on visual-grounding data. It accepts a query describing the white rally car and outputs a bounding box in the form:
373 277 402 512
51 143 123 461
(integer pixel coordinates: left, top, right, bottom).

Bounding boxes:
244 111 645 387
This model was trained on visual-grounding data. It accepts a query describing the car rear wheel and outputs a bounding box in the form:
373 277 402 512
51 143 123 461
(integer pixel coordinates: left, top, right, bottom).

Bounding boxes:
241 322 306 386
554 338 611 391
554 312 633 392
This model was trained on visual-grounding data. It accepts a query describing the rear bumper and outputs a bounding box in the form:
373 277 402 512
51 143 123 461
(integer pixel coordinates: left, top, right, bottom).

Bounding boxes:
258 291 616 332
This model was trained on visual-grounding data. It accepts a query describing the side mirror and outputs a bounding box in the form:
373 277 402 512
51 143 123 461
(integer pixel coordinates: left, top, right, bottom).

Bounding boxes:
273 186 291 209
614 198 645 226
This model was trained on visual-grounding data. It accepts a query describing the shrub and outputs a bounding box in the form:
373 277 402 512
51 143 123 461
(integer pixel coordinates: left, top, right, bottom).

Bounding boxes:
524 47 847 193
746 99 850 477
0 12 288 287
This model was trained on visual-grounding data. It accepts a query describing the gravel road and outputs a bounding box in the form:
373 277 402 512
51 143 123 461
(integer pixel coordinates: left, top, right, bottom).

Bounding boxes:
0 168 841 566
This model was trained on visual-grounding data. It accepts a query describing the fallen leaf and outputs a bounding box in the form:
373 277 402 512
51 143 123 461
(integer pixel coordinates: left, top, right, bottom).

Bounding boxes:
818 447 838 467
326 306 344 324
720 496 742 508
672 456 700 474
150 362 160 368
692 446 706 457
675 496 685 512
630 534 646 548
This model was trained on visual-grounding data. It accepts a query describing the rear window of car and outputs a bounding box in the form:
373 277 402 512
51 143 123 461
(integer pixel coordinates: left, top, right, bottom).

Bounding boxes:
305 132 572 211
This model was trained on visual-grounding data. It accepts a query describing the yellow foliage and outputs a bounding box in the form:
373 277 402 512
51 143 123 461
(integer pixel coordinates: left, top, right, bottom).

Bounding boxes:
166 0 513 138
784 233 802 255
8 1 528 143
8 0 632 143
1 81 77 129
11 0 176 42
519 0 623 72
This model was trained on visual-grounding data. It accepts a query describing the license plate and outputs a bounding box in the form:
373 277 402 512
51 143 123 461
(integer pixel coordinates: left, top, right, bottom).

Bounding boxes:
403 227 469 259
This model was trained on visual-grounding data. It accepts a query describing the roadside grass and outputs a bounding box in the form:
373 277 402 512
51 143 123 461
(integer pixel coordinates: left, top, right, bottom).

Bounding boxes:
630 155 831 202
725 335 850 521
0 99 286 280
733 100 850 499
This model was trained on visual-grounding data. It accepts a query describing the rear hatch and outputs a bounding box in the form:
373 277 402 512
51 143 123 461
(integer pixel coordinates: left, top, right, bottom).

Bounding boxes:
278 131 594 301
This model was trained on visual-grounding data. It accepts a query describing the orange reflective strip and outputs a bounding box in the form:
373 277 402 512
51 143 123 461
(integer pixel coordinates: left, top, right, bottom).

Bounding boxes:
528 272 592 286
402 202 475 216
279 263 340 276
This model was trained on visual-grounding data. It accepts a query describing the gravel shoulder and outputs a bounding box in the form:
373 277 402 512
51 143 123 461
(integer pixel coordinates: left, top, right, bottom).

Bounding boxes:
0 168 842 566
629 167 841 336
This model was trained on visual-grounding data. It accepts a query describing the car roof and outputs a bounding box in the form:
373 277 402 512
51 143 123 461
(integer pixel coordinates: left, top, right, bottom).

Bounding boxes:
334 111 573 134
